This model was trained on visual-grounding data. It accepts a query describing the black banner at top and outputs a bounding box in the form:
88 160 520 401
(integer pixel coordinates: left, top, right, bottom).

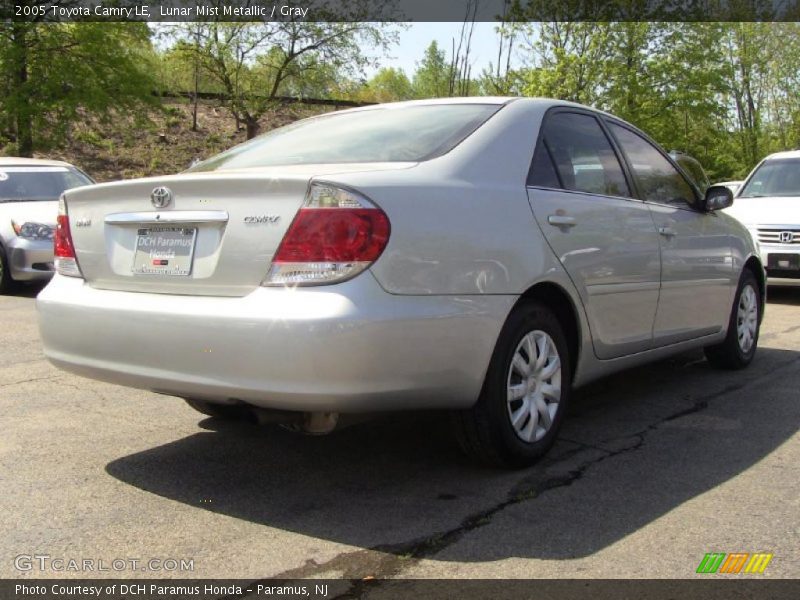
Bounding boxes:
4 0 800 22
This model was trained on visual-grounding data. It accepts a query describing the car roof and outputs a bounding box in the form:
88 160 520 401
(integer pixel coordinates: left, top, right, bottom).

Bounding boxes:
763 150 800 160
0 157 76 168
319 96 597 117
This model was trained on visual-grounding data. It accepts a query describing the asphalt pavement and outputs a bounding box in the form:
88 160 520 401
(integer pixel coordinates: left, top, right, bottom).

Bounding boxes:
1 281 798 582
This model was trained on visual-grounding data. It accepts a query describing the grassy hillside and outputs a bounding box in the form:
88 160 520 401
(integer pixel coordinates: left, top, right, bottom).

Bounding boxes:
29 99 331 183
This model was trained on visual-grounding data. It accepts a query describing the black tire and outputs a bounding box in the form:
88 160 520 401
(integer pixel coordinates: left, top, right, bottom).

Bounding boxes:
452 302 572 468
183 398 253 420
704 269 761 370
0 245 13 295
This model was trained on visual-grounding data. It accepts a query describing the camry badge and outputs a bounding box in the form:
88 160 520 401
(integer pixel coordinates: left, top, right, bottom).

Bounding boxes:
244 215 281 224
151 187 173 209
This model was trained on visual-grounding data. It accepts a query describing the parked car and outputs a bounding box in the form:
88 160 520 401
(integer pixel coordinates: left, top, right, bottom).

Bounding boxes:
724 150 800 279
36 98 764 467
717 180 743 194
0 158 94 293
669 150 711 195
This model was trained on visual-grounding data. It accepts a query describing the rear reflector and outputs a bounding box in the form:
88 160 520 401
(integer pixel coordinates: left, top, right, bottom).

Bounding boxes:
263 183 390 286
54 194 82 278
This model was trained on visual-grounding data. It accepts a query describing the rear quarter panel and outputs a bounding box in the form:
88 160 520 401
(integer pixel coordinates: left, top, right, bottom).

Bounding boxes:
334 100 563 297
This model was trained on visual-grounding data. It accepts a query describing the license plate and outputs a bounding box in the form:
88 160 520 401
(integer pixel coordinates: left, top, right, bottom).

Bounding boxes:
768 253 800 270
132 227 197 276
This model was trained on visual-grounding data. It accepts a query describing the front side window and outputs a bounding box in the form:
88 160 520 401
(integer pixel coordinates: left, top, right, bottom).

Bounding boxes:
0 166 92 203
609 123 696 206
188 104 501 171
530 112 630 198
739 158 800 198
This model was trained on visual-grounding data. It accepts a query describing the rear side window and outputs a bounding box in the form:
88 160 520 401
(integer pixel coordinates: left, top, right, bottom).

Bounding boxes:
527 141 561 188
609 124 696 206
529 112 630 198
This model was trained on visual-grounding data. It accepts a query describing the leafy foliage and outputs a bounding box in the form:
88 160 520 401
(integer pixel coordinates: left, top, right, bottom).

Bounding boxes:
0 22 158 156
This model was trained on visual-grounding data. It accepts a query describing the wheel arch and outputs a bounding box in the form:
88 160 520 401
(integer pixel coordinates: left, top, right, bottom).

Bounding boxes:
513 281 582 378
743 254 766 322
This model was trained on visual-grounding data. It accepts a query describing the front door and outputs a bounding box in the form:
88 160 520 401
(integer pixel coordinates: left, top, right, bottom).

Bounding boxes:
606 122 734 344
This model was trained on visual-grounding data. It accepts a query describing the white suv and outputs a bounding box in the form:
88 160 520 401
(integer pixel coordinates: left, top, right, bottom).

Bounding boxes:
725 150 800 279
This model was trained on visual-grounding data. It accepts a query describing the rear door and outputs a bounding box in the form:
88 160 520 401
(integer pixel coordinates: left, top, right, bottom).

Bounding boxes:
605 121 734 345
526 110 661 359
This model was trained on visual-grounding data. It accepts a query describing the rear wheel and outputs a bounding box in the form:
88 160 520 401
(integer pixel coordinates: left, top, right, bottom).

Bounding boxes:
704 270 761 370
452 302 571 468
183 398 253 420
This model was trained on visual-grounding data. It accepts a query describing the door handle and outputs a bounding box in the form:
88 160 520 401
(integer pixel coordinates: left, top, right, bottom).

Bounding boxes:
548 215 577 228
658 226 677 237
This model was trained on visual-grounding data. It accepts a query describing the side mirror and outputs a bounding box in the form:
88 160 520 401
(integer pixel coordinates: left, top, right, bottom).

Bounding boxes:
701 185 734 212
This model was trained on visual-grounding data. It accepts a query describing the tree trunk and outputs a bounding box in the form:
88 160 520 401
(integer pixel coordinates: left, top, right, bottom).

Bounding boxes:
245 117 259 139
12 25 33 157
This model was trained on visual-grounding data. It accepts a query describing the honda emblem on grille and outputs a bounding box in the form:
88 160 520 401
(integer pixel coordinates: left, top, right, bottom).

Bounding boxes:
780 231 795 244
151 187 173 209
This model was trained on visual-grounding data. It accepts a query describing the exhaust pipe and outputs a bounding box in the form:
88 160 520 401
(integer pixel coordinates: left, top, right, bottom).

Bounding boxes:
251 408 339 435
302 411 339 435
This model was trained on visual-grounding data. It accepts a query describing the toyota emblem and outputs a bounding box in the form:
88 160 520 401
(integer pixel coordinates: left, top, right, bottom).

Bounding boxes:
151 187 173 209
780 231 795 244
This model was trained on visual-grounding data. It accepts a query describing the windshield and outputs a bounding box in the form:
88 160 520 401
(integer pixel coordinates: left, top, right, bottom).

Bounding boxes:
739 158 800 197
0 166 92 202
188 104 502 171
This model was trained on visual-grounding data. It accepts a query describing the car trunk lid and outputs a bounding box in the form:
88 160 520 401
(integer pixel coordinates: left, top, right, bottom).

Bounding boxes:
64 164 412 296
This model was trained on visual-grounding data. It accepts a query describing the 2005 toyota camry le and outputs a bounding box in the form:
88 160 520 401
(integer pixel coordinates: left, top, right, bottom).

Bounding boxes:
37 98 765 467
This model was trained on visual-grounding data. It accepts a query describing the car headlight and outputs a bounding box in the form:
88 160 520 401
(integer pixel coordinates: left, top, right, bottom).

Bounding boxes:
12 221 54 241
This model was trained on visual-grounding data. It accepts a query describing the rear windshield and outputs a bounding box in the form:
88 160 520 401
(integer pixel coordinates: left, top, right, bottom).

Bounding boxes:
188 104 502 171
739 158 800 197
0 166 92 202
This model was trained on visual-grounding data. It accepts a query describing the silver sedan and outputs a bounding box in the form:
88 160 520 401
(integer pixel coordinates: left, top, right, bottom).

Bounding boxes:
0 158 93 293
37 98 764 466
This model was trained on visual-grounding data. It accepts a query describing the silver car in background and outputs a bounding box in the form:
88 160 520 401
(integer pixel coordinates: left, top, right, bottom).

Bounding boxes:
37 98 764 467
0 158 93 293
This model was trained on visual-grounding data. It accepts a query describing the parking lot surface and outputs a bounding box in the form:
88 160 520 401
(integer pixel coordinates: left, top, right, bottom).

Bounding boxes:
1 282 798 580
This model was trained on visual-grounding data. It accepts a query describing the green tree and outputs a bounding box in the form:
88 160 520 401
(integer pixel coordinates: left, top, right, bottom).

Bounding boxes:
512 21 800 180
361 67 412 102
171 13 397 138
412 41 450 99
521 22 613 105
0 22 157 156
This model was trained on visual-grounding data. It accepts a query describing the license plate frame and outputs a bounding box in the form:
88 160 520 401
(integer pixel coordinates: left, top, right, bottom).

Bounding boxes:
768 253 800 271
132 226 197 276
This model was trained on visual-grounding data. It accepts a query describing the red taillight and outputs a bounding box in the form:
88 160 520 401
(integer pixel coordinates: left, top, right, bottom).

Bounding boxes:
54 214 75 258
54 194 82 278
273 208 390 263
263 183 390 286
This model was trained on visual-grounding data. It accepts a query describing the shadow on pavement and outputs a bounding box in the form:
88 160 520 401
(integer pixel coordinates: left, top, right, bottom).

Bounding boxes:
106 347 800 562
767 283 800 306
6 281 47 298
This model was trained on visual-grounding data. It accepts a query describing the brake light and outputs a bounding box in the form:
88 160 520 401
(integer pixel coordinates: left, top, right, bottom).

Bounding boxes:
54 194 82 278
263 183 390 286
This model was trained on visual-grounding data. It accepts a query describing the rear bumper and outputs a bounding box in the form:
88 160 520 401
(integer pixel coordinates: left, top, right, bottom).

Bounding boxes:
6 237 54 281
37 274 514 412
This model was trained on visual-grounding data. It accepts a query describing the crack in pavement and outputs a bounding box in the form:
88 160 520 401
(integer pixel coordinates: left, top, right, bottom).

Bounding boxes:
0 374 62 388
251 353 800 598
